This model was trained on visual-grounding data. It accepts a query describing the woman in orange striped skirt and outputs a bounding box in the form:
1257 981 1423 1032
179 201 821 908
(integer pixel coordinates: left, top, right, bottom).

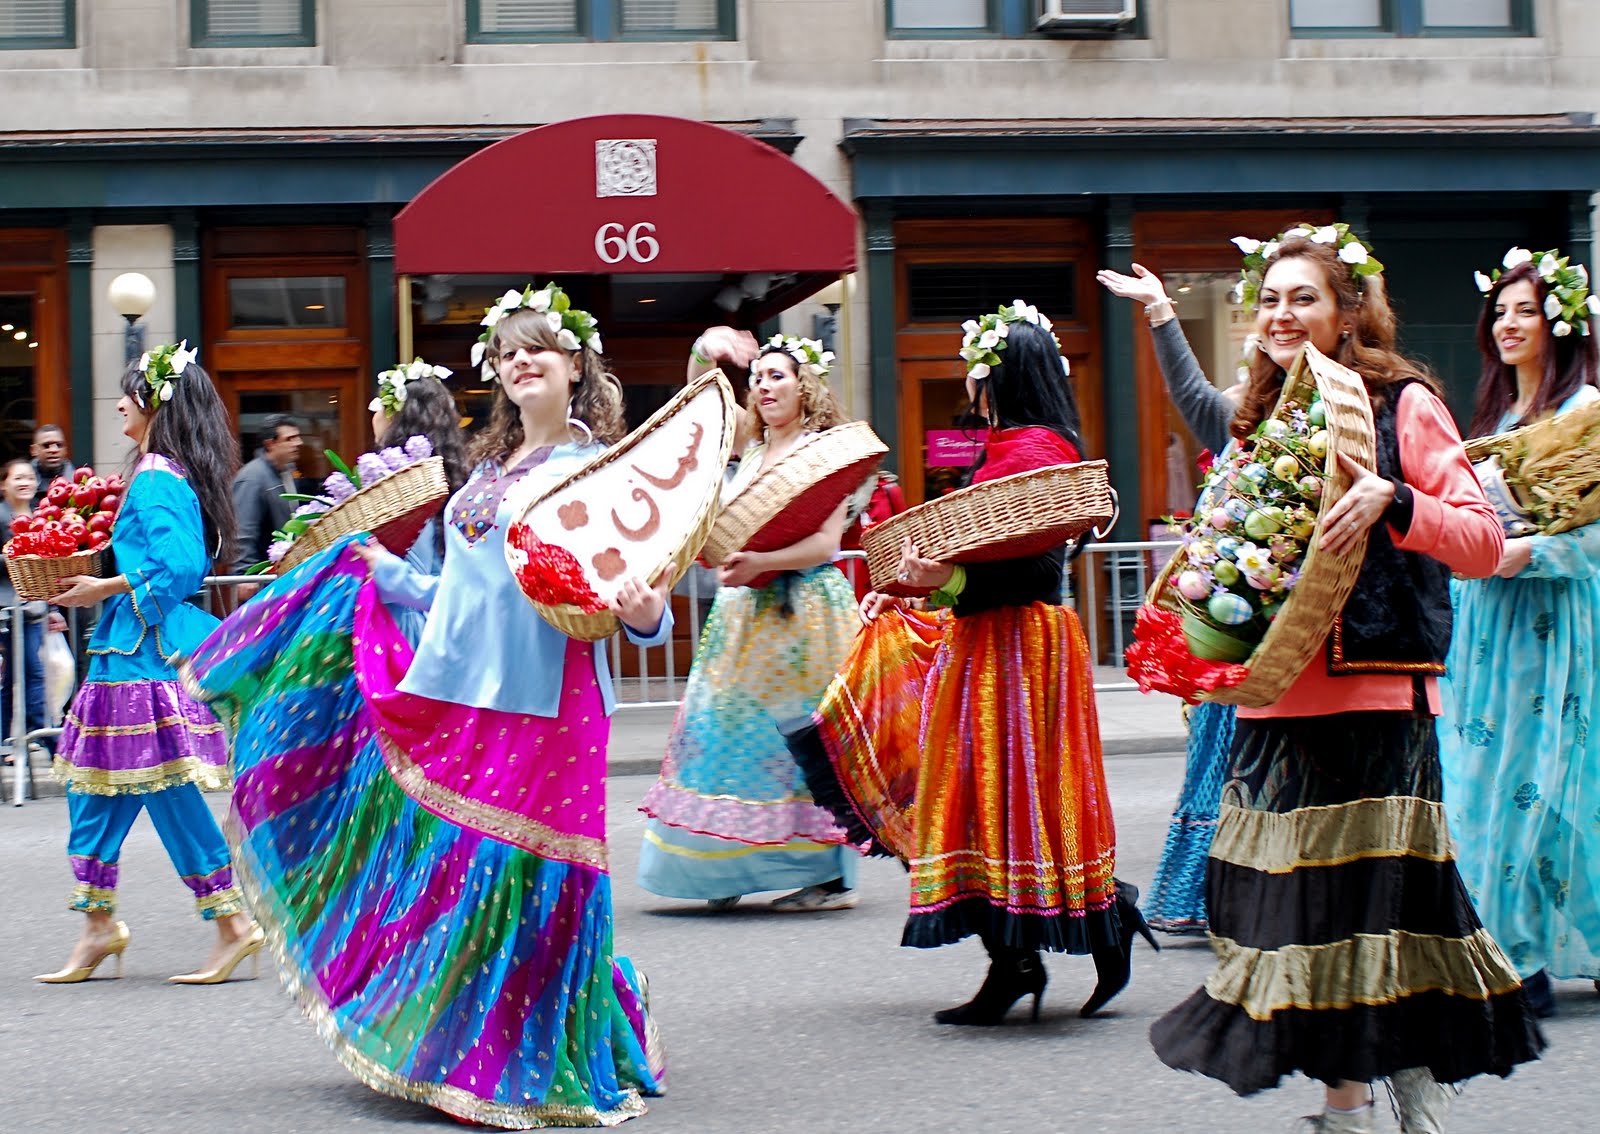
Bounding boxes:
791 304 1153 1024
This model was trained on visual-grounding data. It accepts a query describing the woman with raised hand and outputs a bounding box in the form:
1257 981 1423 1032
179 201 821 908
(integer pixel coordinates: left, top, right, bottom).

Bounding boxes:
1140 226 1542 1134
1097 262 1244 935
185 285 667 1127
1441 247 1600 1018
38 343 261 986
638 331 862 913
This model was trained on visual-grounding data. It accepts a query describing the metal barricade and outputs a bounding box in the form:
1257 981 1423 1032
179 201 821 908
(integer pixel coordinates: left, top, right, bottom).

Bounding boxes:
6 544 1178 805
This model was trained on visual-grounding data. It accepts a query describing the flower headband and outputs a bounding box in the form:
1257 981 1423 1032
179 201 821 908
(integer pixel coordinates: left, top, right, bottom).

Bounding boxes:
136 340 197 410
1232 223 1383 310
1475 248 1600 339
762 334 834 382
470 282 603 370
959 299 1059 379
370 357 453 414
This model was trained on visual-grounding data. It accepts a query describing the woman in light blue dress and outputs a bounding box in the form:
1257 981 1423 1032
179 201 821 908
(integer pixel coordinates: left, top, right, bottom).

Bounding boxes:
1442 249 1600 1018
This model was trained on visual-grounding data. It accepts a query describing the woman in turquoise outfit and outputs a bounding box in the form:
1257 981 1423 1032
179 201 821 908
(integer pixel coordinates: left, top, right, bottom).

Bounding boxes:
38 342 261 985
1442 248 1600 1017
186 286 669 1127
638 329 861 913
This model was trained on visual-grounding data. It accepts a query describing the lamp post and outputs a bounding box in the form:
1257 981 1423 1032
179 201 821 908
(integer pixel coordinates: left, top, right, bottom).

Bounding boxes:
107 272 156 364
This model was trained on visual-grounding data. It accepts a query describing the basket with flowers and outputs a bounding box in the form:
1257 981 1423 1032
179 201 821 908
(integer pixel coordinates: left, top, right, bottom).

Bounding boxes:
1126 343 1376 707
3 467 125 601
258 438 449 575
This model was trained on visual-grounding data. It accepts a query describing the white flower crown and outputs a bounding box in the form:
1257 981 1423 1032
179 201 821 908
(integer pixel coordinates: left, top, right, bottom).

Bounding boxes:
136 340 197 410
1232 222 1383 310
958 299 1058 379
1475 247 1600 339
370 357 453 414
763 334 834 382
470 282 603 371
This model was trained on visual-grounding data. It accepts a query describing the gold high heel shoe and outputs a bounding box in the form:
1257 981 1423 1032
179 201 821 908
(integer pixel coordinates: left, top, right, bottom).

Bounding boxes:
168 923 265 985
34 921 131 983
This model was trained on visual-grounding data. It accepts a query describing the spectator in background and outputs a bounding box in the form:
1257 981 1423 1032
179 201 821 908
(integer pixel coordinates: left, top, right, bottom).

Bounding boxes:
30 424 73 507
230 414 302 575
1 458 50 760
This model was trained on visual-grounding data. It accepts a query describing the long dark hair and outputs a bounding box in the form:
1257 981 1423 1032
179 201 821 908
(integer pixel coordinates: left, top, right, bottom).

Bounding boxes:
378 376 468 555
469 306 626 466
966 320 1084 481
119 358 238 564
1232 234 1437 442
1465 261 1600 438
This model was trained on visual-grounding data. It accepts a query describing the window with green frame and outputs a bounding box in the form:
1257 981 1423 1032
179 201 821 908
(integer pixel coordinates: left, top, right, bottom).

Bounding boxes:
192 0 316 48
1290 0 1533 37
887 0 1142 39
466 0 735 42
0 0 74 49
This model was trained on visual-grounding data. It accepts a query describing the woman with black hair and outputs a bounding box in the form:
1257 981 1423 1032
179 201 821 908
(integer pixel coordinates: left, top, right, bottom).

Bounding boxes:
794 303 1152 1024
1442 248 1600 1017
37 342 261 985
367 359 469 646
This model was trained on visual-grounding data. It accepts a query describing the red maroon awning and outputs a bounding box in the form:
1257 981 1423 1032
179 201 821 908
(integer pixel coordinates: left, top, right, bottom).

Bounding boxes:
394 114 856 277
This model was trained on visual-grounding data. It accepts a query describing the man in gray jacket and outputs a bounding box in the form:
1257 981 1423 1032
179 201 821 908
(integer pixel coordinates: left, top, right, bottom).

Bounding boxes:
231 414 302 574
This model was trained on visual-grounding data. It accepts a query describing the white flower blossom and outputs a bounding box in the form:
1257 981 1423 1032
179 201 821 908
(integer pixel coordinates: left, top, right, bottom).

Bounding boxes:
498 289 525 311
1474 271 1494 294
169 340 197 375
138 351 152 373
588 333 603 354
368 396 384 412
1337 241 1369 266
1587 295 1600 316
158 381 173 404
1539 254 1560 281
1504 247 1533 270
1311 226 1339 245
995 321 1010 338
470 341 487 367
1554 319 1574 338
546 311 563 334
1262 241 1281 260
962 319 980 335
978 330 1000 350
1545 294 1563 320
1231 237 1262 255
529 289 552 313
968 362 990 380
433 364 452 380
556 328 581 351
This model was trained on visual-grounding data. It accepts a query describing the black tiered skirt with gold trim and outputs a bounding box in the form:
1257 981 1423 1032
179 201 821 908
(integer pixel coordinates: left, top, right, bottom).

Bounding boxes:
1149 705 1544 1097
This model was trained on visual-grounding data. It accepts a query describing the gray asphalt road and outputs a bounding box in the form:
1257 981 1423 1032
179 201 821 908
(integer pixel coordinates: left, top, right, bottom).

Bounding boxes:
3 759 1594 1133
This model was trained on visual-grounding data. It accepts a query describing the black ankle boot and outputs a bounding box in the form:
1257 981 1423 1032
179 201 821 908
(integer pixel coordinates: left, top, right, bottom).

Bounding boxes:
933 952 1047 1026
1080 880 1160 1018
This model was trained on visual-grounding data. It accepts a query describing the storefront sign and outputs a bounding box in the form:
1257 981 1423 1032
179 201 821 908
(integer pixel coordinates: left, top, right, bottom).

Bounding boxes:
926 430 982 467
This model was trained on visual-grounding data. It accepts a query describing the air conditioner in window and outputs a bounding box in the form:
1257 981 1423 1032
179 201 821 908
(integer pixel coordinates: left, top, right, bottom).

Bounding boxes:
1036 0 1137 31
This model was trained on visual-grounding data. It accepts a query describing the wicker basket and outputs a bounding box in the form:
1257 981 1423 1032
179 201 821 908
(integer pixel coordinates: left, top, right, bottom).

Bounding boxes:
506 369 738 641
1146 343 1376 708
276 457 450 574
701 421 889 581
6 548 105 602
862 460 1114 597
1462 398 1600 535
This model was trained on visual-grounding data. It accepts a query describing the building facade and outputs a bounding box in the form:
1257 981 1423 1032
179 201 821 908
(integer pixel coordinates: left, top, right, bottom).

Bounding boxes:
3 0 1599 542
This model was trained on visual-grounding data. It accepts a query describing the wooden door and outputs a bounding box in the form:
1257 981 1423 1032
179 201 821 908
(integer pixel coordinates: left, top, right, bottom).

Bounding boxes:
0 230 69 462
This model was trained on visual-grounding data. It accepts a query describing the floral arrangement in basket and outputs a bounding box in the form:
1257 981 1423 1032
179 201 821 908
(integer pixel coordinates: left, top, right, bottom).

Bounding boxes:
1126 389 1334 702
255 436 435 570
1466 397 1600 537
5 467 125 560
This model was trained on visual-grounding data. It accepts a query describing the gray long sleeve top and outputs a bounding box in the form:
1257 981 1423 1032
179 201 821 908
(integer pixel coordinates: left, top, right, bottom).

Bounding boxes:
1151 317 1234 453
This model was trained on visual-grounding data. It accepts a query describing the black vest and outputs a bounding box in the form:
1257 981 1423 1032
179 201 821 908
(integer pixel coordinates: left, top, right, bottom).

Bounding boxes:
1327 377 1454 677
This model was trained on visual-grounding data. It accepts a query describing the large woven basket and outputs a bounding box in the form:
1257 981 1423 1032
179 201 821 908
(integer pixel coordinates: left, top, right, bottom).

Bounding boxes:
862 460 1114 597
6 548 105 602
1462 397 1600 535
507 369 739 641
277 457 450 574
701 421 888 578
1147 343 1376 708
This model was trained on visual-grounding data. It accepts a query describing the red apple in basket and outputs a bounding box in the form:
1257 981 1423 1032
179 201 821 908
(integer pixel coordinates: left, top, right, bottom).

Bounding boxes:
87 531 110 551
47 480 71 506
99 492 121 515
74 466 94 484
88 512 114 535
9 514 33 534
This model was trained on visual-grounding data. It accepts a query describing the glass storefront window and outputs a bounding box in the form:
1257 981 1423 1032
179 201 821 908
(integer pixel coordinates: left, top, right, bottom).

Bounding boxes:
228 276 347 330
0 294 39 462
236 387 343 485
1159 271 1253 517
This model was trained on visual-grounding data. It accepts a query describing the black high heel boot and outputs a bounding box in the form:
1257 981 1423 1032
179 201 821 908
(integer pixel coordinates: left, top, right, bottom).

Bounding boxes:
933 948 1047 1026
1080 880 1160 1018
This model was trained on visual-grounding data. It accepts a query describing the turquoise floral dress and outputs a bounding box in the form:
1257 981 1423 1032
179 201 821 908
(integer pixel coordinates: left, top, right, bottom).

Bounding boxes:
1441 386 1600 981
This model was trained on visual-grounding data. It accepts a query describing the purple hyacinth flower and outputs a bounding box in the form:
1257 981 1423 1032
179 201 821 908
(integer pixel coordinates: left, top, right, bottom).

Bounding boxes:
356 453 389 485
291 499 331 519
323 471 357 501
267 539 293 564
403 434 434 461
379 446 409 471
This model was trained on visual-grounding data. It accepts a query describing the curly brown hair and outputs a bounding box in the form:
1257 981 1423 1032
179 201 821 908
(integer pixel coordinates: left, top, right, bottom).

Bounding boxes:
746 347 846 440
468 306 627 466
1231 235 1438 442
